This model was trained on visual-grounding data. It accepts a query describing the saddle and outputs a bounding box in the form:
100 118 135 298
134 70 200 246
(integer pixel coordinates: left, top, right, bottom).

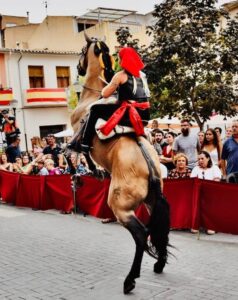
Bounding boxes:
91 103 150 140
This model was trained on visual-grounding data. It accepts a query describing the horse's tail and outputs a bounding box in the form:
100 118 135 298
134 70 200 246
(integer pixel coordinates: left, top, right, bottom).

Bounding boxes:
147 177 170 273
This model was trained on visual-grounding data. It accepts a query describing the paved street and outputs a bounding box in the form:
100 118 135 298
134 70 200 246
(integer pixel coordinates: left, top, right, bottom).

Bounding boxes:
0 203 238 300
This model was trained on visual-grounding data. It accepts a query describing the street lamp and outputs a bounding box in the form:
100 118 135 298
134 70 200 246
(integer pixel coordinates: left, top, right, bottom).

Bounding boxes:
10 99 18 118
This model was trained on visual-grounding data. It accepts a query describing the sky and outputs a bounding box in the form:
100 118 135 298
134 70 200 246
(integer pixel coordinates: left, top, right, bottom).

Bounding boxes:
0 0 231 23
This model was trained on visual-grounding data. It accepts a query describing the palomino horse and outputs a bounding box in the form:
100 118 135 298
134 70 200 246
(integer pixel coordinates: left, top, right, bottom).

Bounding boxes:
71 34 170 294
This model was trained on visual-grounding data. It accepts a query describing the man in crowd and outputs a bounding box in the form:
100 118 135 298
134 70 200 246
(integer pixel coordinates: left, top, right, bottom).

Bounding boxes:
43 134 64 168
152 129 167 155
221 119 238 177
1 109 19 145
5 135 21 163
173 119 200 170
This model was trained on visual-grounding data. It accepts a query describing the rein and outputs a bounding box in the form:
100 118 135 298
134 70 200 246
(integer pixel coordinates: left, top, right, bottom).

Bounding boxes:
82 85 102 94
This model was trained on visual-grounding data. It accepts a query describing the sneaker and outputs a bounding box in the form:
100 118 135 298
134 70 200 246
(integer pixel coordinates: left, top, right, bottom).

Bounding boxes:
206 230 216 235
191 229 199 234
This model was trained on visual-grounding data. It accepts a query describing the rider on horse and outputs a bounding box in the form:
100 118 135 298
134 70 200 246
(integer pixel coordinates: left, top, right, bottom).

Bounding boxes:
78 47 151 154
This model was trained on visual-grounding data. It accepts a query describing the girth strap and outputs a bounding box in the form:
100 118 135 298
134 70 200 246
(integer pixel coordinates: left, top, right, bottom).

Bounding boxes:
137 140 160 188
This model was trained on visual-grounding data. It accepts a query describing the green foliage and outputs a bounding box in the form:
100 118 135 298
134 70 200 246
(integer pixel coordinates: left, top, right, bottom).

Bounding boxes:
144 0 238 129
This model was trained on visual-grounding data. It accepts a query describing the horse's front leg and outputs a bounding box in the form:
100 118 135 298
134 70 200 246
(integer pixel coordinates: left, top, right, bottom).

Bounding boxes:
123 215 148 294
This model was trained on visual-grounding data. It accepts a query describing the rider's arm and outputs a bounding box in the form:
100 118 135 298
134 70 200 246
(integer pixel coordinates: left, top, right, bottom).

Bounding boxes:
101 71 126 98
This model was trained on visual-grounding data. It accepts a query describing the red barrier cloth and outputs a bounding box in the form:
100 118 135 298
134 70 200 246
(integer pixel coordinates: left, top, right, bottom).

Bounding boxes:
0 170 20 204
76 175 114 219
200 180 238 234
16 174 42 209
99 101 150 136
42 175 74 211
163 178 197 229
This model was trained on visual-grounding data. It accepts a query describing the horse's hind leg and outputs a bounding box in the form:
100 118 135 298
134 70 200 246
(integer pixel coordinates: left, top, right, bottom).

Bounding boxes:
122 214 148 294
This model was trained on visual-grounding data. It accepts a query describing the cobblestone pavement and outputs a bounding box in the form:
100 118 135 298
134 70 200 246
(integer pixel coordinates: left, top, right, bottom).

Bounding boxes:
0 203 238 300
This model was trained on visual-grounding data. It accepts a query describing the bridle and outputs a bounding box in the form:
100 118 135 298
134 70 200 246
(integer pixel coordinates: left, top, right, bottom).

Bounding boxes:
77 38 114 94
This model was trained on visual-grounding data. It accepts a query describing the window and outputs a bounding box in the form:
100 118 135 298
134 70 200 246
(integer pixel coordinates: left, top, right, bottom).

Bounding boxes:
77 23 94 33
56 66 70 88
40 124 65 143
28 66 44 88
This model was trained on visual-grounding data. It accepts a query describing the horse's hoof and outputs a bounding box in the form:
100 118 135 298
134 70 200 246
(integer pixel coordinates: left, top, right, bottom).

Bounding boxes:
154 260 166 274
123 277 136 294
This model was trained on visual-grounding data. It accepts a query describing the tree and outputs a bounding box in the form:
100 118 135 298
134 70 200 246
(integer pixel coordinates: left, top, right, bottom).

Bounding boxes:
145 0 238 129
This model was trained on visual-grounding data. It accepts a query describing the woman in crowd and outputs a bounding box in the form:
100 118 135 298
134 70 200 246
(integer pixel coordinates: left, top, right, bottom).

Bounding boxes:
201 128 222 167
64 152 81 175
77 153 92 175
168 153 191 179
191 150 221 235
0 153 13 172
41 137 48 148
13 156 23 173
198 131 205 147
160 131 176 171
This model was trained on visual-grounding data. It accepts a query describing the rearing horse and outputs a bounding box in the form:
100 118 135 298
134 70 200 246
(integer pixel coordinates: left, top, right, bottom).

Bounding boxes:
71 34 170 294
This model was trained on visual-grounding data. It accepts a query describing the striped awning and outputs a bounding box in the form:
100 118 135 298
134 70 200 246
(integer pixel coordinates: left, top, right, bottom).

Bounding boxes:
0 89 13 105
26 88 67 104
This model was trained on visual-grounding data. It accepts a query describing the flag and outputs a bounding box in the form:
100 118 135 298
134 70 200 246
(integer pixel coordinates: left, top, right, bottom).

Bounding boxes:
0 89 13 105
26 88 67 104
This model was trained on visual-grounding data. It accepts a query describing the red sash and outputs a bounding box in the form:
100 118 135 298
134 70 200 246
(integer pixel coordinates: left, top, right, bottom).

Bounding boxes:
99 101 150 136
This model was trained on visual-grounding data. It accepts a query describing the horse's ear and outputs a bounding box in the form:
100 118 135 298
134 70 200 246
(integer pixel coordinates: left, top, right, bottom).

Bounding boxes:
84 30 92 43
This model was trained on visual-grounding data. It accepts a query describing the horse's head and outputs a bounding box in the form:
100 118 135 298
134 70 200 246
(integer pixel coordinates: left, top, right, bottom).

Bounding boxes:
77 33 115 83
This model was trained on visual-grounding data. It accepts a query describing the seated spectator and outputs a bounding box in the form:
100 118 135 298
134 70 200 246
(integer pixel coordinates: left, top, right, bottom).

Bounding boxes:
77 153 92 175
168 153 191 179
191 150 221 235
19 154 34 175
160 131 176 171
36 159 49 176
13 156 23 173
64 152 80 175
0 153 13 172
45 158 62 175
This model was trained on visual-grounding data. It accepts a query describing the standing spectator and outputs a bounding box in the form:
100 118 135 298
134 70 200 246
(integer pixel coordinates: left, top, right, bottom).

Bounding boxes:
1 109 20 145
160 131 176 171
168 153 191 179
173 119 200 170
221 119 238 177
191 150 221 235
153 129 168 150
151 119 159 131
43 134 64 168
41 137 48 148
198 131 205 147
191 150 221 181
5 136 21 163
201 128 222 167
225 127 232 141
214 127 223 143
0 153 13 172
